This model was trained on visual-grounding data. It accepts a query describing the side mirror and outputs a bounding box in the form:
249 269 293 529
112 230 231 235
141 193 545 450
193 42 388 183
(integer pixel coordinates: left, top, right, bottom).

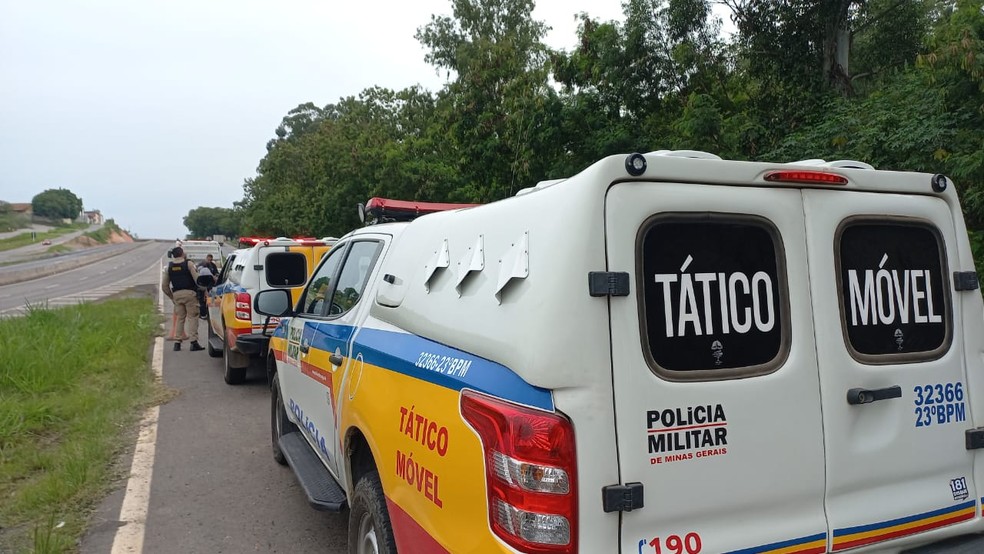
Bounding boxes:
254 289 293 317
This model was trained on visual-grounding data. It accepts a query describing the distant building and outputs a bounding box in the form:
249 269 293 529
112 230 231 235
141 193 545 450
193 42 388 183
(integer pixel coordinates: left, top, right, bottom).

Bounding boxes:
8 203 32 216
83 210 104 225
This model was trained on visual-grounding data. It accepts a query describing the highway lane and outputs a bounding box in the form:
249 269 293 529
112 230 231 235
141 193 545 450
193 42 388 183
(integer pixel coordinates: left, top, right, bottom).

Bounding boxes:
0 241 168 315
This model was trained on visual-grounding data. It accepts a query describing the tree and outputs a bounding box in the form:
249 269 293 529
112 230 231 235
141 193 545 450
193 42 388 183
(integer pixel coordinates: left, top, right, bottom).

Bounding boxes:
183 206 241 238
32 188 83 220
416 0 560 200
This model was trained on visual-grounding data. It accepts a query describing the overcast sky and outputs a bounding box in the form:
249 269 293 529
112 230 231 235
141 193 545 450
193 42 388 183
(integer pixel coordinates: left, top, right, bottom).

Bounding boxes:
0 0 699 239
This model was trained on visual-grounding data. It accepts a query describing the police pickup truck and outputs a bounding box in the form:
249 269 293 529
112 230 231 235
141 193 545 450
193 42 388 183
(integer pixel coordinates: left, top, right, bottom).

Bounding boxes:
255 151 984 553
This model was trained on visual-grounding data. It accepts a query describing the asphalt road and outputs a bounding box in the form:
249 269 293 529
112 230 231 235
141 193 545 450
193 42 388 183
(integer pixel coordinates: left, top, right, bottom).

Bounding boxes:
77 275 349 553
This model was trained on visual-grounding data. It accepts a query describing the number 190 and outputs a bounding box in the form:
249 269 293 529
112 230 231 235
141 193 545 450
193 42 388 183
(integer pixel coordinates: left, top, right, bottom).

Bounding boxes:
649 533 702 554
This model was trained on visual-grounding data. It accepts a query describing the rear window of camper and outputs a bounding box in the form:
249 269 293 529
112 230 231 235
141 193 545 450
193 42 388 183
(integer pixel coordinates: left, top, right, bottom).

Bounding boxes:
639 214 788 377
836 220 950 362
265 252 308 287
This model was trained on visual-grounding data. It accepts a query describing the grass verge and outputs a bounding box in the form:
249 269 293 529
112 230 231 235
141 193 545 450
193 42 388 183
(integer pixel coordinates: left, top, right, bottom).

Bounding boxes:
0 298 161 553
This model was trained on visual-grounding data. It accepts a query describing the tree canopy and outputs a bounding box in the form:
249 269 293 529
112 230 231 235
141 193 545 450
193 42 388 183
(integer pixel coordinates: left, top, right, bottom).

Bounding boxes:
182 206 241 239
32 188 83 220
200 0 984 265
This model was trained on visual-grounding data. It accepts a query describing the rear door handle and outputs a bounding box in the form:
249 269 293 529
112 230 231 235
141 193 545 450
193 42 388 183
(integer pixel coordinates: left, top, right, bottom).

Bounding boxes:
847 385 902 405
329 353 344 366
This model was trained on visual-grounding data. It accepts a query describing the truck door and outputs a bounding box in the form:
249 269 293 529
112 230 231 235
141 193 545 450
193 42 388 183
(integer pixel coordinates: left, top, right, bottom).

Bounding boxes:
803 190 980 550
311 238 384 474
280 238 385 475
278 245 347 470
605 183 829 554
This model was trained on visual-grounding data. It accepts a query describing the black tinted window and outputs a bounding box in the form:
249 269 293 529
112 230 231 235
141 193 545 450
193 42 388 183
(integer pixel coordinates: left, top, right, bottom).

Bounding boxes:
265 252 307 287
640 216 786 373
838 221 949 359
329 241 381 316
299 246 345 316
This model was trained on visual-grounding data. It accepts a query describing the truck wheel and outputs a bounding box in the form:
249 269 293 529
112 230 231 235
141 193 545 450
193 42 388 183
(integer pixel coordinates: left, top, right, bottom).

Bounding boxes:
206 321 221 358
271 375 297 465
348 470 396 554
223 340 247 385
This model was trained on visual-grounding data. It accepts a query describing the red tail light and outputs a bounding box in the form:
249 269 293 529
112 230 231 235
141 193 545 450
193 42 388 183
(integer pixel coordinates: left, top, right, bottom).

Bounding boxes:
764 170 848 185
460 390 577 553
234 292 251 321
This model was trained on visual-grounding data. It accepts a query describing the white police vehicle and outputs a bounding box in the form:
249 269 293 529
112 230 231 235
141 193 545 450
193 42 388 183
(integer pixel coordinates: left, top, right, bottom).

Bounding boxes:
255 152 984 553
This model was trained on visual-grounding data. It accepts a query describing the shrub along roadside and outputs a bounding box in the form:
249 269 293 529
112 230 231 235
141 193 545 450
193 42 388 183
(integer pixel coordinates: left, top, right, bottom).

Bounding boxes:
0 298 160 553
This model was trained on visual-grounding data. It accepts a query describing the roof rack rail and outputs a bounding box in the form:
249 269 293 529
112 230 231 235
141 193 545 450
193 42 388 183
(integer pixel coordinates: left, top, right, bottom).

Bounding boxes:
788 159 875 170
516 178 567 197
359 198 480 224
647 149 722 160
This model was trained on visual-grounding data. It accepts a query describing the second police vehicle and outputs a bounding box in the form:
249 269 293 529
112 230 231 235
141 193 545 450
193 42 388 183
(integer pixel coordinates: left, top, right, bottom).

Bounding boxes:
206 236 335 384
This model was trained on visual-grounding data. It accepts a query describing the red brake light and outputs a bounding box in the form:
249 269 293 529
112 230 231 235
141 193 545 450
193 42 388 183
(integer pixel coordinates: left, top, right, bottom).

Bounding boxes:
460 390 577 553
234 292 251 321
764 170 848 185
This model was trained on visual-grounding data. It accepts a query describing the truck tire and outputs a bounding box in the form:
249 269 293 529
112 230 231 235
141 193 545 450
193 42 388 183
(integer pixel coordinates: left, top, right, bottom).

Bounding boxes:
271 375 297 465
206 320 221 358
348 470 397 554
223 340 247 385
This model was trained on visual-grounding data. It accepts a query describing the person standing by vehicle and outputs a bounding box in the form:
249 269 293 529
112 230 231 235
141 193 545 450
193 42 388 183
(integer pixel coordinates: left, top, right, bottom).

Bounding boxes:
195 254 219 319
162 246 205 352
198 253 219 276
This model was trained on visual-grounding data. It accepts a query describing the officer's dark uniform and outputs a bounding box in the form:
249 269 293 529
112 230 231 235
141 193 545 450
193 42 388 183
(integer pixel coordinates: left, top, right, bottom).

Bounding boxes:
162 254 204 351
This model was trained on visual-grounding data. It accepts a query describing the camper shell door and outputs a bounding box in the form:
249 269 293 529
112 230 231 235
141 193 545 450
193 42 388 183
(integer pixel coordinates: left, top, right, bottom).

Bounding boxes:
605 181 828 553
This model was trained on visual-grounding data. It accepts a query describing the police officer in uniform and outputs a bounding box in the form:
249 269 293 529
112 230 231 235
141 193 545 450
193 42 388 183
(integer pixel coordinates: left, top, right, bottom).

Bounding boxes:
162 246 205 351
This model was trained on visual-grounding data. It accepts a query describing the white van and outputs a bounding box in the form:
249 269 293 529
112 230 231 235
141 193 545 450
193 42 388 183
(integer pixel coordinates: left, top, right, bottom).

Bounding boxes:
174 239 222 267
257 152 984 553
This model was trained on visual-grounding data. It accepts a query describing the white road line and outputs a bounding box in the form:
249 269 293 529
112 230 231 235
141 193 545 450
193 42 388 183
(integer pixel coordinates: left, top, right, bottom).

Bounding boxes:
45 284 58 289
109 403 158 554
110 259 166 554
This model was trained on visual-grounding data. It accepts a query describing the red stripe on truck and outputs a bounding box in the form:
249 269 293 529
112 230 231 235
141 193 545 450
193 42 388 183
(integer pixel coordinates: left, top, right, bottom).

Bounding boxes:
386 498 450 554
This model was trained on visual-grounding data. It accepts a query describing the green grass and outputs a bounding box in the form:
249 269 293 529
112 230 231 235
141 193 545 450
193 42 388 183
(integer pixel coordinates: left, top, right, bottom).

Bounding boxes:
0 299 160 553
0 224 89 253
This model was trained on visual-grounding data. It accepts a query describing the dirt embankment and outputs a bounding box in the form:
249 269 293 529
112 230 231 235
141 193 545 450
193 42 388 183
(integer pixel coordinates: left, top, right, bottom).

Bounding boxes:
68 229 135 248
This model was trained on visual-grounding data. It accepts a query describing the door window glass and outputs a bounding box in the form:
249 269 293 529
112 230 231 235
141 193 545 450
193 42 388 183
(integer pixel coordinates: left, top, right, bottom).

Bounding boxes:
265 252 307 287
639 215 788 377
216 254 235 284
837 220 950 361
298 246 346 316
329 241 382 316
